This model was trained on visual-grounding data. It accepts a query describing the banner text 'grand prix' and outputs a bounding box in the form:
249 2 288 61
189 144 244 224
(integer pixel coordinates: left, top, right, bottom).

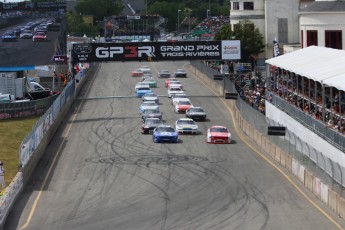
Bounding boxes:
71 40 241 63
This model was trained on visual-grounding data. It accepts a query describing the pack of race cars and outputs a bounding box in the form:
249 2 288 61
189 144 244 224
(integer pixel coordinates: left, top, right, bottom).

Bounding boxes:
133 65 232 144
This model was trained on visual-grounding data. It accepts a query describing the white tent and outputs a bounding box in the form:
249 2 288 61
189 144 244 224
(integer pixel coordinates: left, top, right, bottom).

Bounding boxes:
266 46 345 91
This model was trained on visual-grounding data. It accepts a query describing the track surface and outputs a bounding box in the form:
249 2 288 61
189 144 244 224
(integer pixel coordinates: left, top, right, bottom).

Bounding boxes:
6 61 345 230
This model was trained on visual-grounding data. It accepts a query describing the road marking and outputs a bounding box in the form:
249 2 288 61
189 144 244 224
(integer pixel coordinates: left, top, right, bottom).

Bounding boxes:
187 64 345 230
19 64 101 230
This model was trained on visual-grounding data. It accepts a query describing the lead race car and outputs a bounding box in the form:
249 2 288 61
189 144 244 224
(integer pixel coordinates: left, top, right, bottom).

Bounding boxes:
153 125 179 143
206 126 232 144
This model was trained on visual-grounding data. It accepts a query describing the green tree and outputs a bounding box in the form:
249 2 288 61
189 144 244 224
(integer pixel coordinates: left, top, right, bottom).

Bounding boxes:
215 19 265 62
74 0 123 21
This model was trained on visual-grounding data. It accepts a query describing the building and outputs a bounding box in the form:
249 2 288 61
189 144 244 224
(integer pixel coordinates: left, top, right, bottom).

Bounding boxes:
229 0 345 59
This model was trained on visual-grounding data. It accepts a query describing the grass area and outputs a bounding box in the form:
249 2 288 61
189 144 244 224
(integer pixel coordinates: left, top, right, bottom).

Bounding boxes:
0 116 40 190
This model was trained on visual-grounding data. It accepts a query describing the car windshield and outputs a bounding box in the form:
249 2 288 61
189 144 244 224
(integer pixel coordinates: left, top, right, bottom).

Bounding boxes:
139 87 150 91
161 70 169 73
146 119 162 125
170 88 181 91
189 108 204 112
143 109 159 114
144 93 157 97
179 101 191 105
178 120 195 125
142 102 157 106
157 127 175 132
210 127 228 133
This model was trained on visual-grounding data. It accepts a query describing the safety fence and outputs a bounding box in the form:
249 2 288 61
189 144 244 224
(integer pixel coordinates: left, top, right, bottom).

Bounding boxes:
188 60 345 221
0 95 59 120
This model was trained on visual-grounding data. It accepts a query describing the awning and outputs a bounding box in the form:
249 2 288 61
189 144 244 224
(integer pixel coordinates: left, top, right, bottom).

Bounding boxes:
266 46 345 84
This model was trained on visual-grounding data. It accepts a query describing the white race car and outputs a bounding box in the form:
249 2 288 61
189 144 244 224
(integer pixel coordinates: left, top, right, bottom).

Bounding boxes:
172 96 190 106
175 118 198 134
168 87 184 98
135 82 150 90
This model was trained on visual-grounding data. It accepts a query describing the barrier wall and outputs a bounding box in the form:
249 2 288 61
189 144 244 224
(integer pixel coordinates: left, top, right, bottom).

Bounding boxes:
187 63 345 222
0 64 97 230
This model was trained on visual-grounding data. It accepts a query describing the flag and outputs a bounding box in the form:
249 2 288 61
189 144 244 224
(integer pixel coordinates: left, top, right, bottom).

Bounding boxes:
273 38 280 57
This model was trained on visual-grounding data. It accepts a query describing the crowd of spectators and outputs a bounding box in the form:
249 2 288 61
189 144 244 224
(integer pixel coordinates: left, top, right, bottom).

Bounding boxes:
268 73 345 134
192 16 230 36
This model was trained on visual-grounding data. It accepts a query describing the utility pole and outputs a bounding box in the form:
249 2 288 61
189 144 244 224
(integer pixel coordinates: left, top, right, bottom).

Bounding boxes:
177 9 181 36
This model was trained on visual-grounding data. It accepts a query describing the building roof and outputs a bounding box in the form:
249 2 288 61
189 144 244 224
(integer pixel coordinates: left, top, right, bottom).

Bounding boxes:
265 46 345 91
299 0 345 12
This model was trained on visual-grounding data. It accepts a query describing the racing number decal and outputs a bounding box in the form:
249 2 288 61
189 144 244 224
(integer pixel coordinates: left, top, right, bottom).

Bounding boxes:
125 46 137 58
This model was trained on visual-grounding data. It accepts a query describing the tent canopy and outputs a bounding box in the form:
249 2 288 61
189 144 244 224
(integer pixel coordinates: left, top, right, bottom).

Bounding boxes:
266 46 345 91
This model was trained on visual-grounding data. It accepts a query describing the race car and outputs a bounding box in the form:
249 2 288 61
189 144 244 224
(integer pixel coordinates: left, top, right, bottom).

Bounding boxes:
174 100 193 113
171 94 189 106
139 66 151 75
153 125 178 143
141 73 154 81
135 82 150 91
142 77 157 88
131 69 144 77
186 107 207 121
140 101 159 114
20 30 33 39
169 80 183 90
142 93 159 104
174 69 187 78
136 86 153 98
32 32 47 42
158 70 171 78
206 126 231 144
1 32 17 42
141 118 163 134
175 118 198 134
168 87 184 98
141 109 162 122
165 78 178 88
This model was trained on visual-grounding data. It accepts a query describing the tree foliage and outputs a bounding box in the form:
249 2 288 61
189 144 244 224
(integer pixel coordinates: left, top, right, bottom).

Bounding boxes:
215 19 265 62
74 0 123 21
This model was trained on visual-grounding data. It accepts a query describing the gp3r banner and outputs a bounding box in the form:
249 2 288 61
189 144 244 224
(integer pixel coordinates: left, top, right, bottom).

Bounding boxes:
71 40 241 63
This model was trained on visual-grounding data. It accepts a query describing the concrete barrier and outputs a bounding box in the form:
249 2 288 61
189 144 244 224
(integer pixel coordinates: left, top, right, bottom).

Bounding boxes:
312 176 321 199
280 150 286 167
305 170 313 191
286 155 292 172
328 189 337 212
298 164 305 184
321 182 329 204
336 195 345 219
292 159 298 177
275 147 281 163
269 142 276 159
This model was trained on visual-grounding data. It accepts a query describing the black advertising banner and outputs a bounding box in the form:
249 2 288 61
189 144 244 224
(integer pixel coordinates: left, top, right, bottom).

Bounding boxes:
71 40 241 63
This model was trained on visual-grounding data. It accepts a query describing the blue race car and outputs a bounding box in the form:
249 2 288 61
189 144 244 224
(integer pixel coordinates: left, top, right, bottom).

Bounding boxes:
2 32 17 42
153 125 179 143
136 86 153 98
139 101 159 114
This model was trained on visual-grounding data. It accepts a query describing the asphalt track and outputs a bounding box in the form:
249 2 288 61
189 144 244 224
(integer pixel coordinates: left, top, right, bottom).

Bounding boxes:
0 20 60 66
5 61 345 230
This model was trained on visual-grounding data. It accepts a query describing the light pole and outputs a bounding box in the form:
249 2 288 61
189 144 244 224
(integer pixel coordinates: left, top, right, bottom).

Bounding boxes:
177 9 181 36
188 9 192 34
207 9 210 18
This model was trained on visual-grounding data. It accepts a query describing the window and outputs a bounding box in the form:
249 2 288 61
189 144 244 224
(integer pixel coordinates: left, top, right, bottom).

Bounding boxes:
233 2 239 10
325 30 342 49
243 2 254 10
306 30 317 46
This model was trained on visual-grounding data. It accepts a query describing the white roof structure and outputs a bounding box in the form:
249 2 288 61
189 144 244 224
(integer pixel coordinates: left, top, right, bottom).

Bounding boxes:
266 46 345 91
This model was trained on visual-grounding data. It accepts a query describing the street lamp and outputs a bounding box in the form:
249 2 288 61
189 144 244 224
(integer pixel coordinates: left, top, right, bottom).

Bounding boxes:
188 9 192 34
207 9 210 18
177 9 181 36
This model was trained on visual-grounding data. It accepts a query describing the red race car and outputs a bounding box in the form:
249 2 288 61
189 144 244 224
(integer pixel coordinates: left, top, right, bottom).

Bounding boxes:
206 126 231 144
174 100 193 113
165 77 178 88
131 69 144 77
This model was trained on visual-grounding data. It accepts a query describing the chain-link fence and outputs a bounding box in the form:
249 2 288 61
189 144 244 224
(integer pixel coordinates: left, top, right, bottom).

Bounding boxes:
190 60 345 188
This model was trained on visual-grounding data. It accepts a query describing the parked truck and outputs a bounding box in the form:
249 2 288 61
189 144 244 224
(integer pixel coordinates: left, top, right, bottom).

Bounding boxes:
0 72 52 101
